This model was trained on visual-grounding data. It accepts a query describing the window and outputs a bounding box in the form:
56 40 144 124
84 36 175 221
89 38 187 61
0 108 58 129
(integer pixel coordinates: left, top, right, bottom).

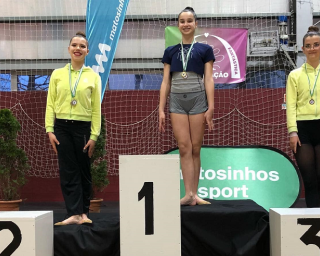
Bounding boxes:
108 74 162 90
17 75 50 91
0 74 11 91
0 73 51 91
245 70 286 89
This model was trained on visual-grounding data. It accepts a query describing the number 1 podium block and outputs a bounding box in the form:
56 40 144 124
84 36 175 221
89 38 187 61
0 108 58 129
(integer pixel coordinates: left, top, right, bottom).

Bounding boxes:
270 208 320 256
0 211 53 256
119 155 180 256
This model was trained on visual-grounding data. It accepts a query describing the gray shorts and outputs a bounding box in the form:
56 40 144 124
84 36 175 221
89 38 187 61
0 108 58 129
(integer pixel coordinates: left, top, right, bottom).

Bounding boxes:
169 91 208 115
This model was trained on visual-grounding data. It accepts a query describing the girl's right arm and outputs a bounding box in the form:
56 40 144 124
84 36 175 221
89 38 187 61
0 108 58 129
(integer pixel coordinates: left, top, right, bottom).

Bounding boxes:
45 70 57 133
45 70 60 154
159 63 171 133
286 72 300 153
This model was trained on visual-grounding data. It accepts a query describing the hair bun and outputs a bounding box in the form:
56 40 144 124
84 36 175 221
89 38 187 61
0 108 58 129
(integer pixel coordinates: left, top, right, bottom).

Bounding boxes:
308 26 319 33
178 6 197 21
184 6 195 12
75 31 86 38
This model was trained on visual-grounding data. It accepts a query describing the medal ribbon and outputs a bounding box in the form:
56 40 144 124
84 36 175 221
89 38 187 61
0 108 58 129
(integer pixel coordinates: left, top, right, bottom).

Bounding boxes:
69 64 84 98
181 39 195 72
305 63 320 99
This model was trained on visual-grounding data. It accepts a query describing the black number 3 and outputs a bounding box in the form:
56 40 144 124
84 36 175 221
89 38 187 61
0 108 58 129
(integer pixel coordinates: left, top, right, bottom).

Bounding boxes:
138 182 154 235
0 221 22 256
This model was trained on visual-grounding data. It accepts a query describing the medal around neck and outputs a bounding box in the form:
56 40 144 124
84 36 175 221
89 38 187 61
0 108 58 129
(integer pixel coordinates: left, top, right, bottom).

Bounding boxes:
305 64 320 104
181 39 195 80
69 63 84 104
71 99 77 106
181 72 188 79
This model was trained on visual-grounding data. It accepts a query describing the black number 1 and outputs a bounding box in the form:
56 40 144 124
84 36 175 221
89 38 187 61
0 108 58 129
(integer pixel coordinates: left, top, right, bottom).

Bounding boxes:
138 182 154 235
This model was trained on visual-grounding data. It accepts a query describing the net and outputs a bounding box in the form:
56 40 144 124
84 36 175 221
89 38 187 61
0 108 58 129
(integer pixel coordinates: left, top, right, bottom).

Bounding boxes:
0 0 306 177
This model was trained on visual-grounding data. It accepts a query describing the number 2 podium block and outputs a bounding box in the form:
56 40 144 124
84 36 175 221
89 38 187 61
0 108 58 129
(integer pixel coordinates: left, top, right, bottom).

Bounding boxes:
119 155 180 256
0 211 53 256
270 208 320 256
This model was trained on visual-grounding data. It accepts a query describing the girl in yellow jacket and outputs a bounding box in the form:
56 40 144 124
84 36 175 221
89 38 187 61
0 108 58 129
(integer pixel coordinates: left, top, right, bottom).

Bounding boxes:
45 31 101 224
286 26 320 207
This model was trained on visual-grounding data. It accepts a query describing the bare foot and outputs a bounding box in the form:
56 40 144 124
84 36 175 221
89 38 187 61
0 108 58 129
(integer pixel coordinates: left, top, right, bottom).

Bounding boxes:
195 195 211 205
180 195 196 206
80 213 92 224
54 215 82 225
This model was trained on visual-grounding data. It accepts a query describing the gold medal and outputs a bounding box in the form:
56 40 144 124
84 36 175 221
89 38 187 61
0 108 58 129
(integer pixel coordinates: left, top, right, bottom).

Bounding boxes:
181 39 195 80
310 99 315 105
181 72 188 79
71 99 77 106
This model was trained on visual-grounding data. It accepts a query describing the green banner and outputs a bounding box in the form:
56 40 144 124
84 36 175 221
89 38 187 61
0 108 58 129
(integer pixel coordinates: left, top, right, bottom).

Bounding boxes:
167 146 301 210
165 26 182 48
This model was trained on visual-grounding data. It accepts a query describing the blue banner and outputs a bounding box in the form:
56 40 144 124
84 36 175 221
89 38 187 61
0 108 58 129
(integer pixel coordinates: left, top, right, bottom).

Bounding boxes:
86 0 129 102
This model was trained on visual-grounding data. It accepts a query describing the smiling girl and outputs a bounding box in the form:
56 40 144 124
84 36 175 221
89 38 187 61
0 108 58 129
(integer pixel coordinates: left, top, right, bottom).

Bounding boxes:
287 26 320 207
45 31 101 224
159 7 215 205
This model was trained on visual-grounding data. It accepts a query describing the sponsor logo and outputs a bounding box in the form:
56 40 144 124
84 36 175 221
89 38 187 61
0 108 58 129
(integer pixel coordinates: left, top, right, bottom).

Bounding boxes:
168 146 300 210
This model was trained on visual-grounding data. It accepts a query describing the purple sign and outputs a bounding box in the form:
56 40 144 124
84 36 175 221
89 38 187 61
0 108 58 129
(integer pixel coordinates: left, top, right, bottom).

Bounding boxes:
165 27 248 84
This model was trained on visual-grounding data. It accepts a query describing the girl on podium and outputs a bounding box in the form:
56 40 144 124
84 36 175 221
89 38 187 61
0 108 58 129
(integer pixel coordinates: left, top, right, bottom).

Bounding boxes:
159 7 215 205
286 26 320 207
45 31 101 224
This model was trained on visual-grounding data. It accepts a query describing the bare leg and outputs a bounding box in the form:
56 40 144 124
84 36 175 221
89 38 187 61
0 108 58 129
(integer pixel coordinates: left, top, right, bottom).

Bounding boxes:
171 113 196 206
189 114 210 205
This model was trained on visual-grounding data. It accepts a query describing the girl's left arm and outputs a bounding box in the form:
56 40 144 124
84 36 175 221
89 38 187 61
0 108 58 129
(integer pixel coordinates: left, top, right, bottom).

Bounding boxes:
84 74 101 158
204 60 214 131
45 70 57 133
90 74 102 141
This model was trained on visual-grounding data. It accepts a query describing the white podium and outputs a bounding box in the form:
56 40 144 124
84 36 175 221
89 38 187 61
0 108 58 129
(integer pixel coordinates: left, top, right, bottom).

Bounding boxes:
0 211 53 256
270 208 320 256
119 155 181 256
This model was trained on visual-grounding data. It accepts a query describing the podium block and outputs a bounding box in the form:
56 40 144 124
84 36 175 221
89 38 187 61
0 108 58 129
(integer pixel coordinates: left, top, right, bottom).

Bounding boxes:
270 208 320 256
119 155 180 256
0 211 53 256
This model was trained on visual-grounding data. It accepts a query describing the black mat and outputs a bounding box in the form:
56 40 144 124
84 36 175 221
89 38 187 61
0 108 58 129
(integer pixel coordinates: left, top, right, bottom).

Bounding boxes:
54 212 120 256
181 199 269 256
54 200 269 256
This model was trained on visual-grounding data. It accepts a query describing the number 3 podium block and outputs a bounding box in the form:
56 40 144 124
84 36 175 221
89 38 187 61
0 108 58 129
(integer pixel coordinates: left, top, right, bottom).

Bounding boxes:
119 155 180 256
270 208 320 256
0 211 53 256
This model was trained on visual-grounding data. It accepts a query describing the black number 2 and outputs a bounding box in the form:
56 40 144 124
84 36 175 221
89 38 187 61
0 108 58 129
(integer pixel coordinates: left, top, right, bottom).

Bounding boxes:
0 221 22 256
298 218 320 250
138 182 154 235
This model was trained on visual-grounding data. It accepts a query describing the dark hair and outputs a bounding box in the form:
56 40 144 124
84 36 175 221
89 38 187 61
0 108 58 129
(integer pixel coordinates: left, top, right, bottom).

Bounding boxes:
69 31 89 47
303 26 320 46
178 7 197 21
